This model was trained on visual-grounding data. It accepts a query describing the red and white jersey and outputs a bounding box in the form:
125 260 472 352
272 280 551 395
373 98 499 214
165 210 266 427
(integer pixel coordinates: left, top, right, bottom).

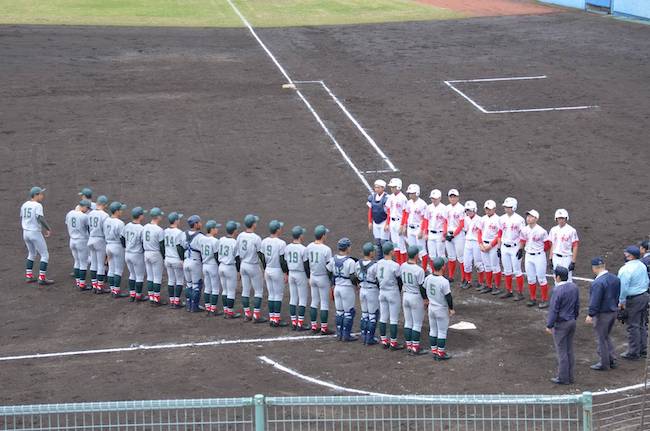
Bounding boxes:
499 213 525 246
549 224 579 256
423 203 448 236
446 202 465 233
386 192 407 222
520 224 549 254
478 214 501 243
464 215 481 241
404 198 427 227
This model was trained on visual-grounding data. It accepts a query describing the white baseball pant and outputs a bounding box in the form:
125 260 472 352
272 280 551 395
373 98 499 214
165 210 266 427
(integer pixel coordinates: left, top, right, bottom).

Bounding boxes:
406 227 427 257
144 251 164 284
552 254 573 282
105 244 125 277
265 268 285 302
88 237 107 275
428 305 450 339
500 245 522 276
372 220 390 241
480 244 500 273
379 289 401 325
445 232 465 263
203 263 221 295
310 274 331 311
463 240 484 273
360 288 380 315
389 220 406 253
218 264 238 300
289 271 309 307
165 259 184 286
183 258 202 288
334 285 356 312
525 252 547 285
240 262 263 299
403 292 424 332
23 230 49 263
126 252 146 282
427 238 446 259
69 238 89 270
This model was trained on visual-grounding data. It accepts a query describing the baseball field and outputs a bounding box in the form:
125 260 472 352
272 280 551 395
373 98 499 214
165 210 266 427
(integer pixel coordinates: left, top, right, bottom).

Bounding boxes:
1 0 649 408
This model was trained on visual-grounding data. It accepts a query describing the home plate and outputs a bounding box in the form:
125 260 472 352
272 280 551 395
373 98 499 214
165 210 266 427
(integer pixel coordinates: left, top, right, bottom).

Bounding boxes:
449 321 477 330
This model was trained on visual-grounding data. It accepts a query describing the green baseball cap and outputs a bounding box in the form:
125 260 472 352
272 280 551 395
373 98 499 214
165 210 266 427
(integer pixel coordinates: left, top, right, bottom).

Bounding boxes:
149 207 164 217
432 257 447 271
109 201 127 214
407 245 419 259
291 226 306 239
362 242 375 256
382 241 394 255
96 195 108 205
168 212 183 223
79 199 91 208
269 220 284 233
226 220 240 234
205 220 221 231
314 225 329 239
131 207 146 218
30 186 46 197
244 214 259 228
78 187 93 198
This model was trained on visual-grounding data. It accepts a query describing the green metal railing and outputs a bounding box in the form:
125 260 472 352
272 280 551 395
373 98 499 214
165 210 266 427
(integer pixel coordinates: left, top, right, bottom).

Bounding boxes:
0 393 593 430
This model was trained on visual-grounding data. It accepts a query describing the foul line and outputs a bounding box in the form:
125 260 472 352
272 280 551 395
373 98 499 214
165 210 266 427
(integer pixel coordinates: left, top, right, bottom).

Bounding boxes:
0 335 332 363
444 75 598 114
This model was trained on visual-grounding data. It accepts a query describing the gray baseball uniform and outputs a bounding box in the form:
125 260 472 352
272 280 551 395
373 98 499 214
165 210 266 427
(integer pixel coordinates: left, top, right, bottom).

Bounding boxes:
401 262 425 333
87 208 109 276
122 222 145 283
306 242 333 311
104 217 125 279
182 230 204 291
163 227 185 287
218 236 238 302
356 259 379 317
236 231 264 299
328 255 357 312
142 223 164 284
377 259 401 325
261 236 287 304
425 274 452 339
286 242 309 308
201 235 221 297
65 209 90 272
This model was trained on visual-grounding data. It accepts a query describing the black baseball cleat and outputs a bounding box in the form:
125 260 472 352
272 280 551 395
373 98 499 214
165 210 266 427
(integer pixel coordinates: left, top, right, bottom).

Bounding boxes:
526 300 537 307
590 363 607 371
25 276 37 283
297 325 310 331
479 286 492 294
389 343 405 351
460 281 470 289
382 343 390 350
319 329 334 335
343 335 358 342
513 292 525 302
102 287 111 294
276 321 289 327
128 296 136 302
550 377 570 385
491 288 502 296
151 301 162 307
253 317 268 324
621 352 640 361
610 360 618 369
137 296 149 302
538 301 549 309
38 278 55 286
499 291 514 299
435 352 452 361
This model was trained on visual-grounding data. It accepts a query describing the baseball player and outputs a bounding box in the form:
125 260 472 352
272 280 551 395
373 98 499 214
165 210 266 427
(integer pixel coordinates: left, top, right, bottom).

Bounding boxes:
385 178 407 264
421 189 448 271
123 207 147 302
163 212 185 309
401 245 427 355
519 210 551 308
21 186 53 286
103 202 127 297
261 220 289 327
285 226 310 330
201 220 222 315
182 215 204 312
461 201 485 289
477 200 502 295
87 196 109 293
367 179 390 259
77 187 96 210
499 198 526 300
65 200 91 290
426 257 455 360
328 237 359 341
219 221 241 319
400 184 428 270
377 242 404 350
143 208 165 305
445 189 466 282
237 214 266 323
549 209 579 282
356 242 379 345
306 225 333 334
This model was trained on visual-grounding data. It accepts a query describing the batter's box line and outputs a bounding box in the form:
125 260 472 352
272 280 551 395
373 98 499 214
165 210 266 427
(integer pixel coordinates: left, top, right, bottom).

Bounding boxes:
443 75 599 114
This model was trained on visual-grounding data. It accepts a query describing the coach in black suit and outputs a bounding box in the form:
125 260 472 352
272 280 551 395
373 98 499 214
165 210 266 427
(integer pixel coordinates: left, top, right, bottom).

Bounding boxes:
586 257 621 371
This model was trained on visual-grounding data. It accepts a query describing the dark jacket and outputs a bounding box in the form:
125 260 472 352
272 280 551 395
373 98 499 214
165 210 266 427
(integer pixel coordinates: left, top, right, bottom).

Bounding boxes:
547 281 580 328
588 271 621 316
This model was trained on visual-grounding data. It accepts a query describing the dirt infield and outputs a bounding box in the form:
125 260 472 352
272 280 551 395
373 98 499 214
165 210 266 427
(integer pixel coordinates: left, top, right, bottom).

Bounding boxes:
416 0 558 17
1 9 649 404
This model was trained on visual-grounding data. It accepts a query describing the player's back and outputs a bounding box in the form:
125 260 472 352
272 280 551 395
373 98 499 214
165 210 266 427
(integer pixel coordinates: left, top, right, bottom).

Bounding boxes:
328 255 356 287
103 218 124 243
376 259 400 290
142 223 163 252
400 262 424 294
285 243 307 272
123 222 144 253
218 236 237 265
425 274 450 307
164 227 184 260
306 242 331 276
261 236 286 269
65 210 89 239
236 231 261 264
88 209 109 238
201 236 219 265
356 259 378 289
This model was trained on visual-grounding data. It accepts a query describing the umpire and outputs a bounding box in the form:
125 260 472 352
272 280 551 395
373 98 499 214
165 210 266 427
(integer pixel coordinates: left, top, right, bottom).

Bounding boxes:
618 245 650 360
585 257 620 371
546 266 579 385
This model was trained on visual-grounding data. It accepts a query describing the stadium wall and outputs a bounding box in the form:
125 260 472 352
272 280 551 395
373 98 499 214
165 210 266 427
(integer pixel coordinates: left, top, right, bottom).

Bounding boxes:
612 0 650 20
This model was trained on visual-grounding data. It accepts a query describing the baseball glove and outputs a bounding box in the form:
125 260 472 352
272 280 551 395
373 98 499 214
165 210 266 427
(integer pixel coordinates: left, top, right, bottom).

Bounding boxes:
617 308 629 325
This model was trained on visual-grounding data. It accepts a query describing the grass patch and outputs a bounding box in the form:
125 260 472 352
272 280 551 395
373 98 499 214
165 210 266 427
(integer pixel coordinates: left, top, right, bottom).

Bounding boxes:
0 0 465 27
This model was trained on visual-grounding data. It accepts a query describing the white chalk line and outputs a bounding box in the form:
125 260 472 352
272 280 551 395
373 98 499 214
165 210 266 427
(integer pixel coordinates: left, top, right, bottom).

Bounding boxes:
443 76 598 114
225 0 397 190
593 381 650 397
0 334 333 363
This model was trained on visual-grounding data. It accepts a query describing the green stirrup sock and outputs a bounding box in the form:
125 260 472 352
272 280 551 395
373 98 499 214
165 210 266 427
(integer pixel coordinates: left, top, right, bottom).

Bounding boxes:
90 270 97 281
412 330 420 343
26 259 34 270
204 292 211 305
135 282 143 294
254 297 262 309
298 306 306 317
379 322 387 337
289 304 297 316
114 275 122 289
390 324 398 339
438 339 446 350
147 281 153 292
168 285 174 299
404 328 412 342
211 295 218 306
128 279 136 290
40 261 48 272
108 276 114 288
242 297 250 308
310 307 318 322
79 270 86 282
154 283 161 294
74 268 80 279
429 336 437 348
320 310 329 325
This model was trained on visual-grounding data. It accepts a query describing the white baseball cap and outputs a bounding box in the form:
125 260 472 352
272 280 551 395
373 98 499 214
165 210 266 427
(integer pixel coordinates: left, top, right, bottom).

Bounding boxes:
484 200 497 210
464 200 477 212
554 208 569 220
526 209 540 219
502 197 518 211
429 189 442 199
448 188 459 197
388 178 402 189
374 179 386 188
406 184 420 196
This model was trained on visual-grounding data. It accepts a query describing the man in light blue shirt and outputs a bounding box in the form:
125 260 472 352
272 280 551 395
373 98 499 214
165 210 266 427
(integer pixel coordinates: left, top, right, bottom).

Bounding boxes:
618 245 650 360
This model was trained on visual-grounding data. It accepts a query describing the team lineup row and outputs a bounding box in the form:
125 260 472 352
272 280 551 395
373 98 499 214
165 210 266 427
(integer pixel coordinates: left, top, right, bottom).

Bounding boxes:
366 178 579 309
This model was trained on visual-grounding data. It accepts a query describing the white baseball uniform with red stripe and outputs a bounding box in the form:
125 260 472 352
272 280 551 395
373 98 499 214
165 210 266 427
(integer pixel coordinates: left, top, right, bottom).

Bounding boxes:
477 214 502 288
549 224 579 282
445 202 465 279
421 203 448 260
462 214 484 277
499 212 525 293
520 224 550 301
402 198 427 258
386 191 407 254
